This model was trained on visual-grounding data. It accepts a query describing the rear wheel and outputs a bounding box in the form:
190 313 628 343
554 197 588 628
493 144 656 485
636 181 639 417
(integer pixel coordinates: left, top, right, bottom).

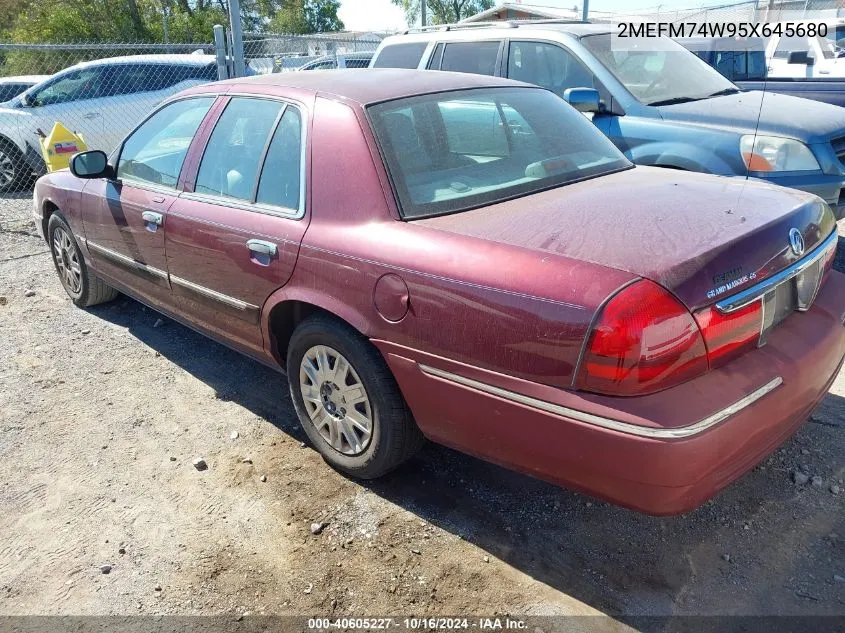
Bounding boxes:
48 213 118 307
287 314 425 479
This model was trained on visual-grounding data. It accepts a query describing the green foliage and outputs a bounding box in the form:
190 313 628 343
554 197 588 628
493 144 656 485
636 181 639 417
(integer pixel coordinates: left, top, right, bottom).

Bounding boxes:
2 0 344 44
0 0 344 76
391 0 494 25
268 0 344 35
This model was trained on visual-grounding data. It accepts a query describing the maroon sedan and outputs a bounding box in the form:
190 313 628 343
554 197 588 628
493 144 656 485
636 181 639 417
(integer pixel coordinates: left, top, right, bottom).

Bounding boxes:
34 70 845 515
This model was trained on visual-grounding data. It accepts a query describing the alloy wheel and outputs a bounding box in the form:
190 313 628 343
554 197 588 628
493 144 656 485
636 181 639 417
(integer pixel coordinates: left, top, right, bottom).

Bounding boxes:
299 344 373 456
0 148 15 189
52 227 82 295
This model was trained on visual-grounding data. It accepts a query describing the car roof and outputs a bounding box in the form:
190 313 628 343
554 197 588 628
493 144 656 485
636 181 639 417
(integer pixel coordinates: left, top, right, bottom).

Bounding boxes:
73 54 215 69
384 21 610 44
214 68 535 105
0 75 49 83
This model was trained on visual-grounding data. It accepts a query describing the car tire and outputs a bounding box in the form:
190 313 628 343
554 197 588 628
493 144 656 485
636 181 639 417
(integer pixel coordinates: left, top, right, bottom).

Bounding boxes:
0 138 25 193
47 213 119 308
287 314 425 479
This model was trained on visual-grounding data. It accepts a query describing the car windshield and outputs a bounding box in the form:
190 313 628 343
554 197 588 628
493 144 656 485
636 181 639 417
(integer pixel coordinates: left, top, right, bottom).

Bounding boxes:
368 87 631 219
581 34 738 106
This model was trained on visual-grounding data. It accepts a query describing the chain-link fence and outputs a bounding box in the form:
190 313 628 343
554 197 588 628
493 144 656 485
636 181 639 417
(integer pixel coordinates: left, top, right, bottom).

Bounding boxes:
0 41 223 193
242 32 386 74
0 31 388 194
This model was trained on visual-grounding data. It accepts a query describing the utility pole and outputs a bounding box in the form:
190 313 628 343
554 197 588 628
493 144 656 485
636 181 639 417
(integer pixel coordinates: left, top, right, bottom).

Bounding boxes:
764 0 776 22
582 0 589 22
421 1 427 27
227 0 246 78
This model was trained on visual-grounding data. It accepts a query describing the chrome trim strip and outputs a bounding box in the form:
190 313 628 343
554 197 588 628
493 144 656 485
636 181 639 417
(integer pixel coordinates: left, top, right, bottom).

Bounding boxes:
84 240 168 279
169 274 257 311
419 364 783 439
179 191 301 220
715 230 838 314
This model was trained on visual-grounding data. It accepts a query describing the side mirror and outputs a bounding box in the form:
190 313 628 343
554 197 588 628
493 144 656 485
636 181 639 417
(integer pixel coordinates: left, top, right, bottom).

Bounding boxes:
70 150 112 179
21 92 34 107
563 87 601 114
787 50 815 66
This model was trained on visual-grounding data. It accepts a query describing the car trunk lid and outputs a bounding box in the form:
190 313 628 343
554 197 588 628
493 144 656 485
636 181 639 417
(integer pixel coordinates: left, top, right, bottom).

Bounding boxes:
415 166 836 312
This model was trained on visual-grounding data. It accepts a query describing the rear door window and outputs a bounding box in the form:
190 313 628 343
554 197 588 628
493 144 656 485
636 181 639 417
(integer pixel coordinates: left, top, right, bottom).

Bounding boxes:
372 43 427 69
507 41 595 95
440 41 501 76
102 64 153 96
195 97 284 201
256 107 303 211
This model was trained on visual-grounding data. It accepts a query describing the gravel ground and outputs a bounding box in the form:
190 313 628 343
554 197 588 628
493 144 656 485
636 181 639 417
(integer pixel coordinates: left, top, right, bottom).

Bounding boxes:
0 192 843 619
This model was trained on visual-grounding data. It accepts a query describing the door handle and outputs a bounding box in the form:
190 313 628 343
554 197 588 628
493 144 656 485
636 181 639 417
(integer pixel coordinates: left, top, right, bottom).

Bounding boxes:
151 195 165 203
142 210 163 232
247 239 278 266
83 112 102 119
247 239 278 256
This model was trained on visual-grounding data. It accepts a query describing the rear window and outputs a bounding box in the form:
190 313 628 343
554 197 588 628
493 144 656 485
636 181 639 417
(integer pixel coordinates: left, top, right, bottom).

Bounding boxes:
372 43 427 69
368 87 630 219
440 41 501 76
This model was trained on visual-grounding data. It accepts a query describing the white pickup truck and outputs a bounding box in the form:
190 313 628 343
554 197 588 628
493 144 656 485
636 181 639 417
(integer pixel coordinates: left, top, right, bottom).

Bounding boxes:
765 19 845 79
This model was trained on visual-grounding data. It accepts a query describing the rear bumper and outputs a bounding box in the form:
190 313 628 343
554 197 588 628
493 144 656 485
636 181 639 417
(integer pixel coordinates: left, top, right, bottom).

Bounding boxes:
376 271 845 515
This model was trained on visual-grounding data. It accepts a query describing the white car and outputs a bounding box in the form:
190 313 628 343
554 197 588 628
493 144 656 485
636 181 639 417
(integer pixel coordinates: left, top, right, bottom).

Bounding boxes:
0 76 50 104
0 54 219 191
766 20 845 79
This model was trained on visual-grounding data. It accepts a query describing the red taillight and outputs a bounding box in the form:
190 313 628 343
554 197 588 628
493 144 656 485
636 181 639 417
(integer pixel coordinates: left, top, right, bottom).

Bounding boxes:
576 280 708 396
694 300 762 369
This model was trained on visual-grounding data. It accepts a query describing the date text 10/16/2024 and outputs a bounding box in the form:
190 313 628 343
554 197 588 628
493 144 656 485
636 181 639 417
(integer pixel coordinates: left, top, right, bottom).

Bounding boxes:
307 618 528 630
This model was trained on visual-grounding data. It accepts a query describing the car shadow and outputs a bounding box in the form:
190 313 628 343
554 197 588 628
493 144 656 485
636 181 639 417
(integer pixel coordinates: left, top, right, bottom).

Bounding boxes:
88 295 845 620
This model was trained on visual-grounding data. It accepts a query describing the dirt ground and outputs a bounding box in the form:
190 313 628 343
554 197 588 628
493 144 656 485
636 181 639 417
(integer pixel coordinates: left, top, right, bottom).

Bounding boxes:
0 192 843 621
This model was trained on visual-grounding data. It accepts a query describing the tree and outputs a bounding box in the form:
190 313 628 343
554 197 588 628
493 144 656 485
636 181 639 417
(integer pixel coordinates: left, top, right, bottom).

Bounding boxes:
269 0 343 34
304 0 342 32
392 0 493 25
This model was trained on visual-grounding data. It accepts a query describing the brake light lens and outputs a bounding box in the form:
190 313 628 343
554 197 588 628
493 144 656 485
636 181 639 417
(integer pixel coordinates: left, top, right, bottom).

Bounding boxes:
694 300 762 369
576 280 708 396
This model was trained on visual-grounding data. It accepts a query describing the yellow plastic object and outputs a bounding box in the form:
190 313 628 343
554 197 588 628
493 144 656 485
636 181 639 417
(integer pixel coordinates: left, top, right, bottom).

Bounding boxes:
39 122 87 172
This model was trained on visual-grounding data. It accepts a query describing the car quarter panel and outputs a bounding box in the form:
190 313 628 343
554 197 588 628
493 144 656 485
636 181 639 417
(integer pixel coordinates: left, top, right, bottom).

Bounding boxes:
262 95 638 388
379 270 845 515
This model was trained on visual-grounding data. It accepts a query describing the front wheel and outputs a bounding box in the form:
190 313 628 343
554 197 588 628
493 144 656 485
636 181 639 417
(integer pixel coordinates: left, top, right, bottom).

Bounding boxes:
0 139 25 192
287 315 424 479
48 213 118 307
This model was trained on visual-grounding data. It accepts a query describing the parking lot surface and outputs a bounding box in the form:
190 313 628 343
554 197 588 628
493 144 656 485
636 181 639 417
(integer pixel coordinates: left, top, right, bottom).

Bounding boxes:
1 193 843 618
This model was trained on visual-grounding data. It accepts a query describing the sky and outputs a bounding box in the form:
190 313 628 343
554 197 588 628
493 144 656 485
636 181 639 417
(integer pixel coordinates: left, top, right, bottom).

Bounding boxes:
337 0 702 32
